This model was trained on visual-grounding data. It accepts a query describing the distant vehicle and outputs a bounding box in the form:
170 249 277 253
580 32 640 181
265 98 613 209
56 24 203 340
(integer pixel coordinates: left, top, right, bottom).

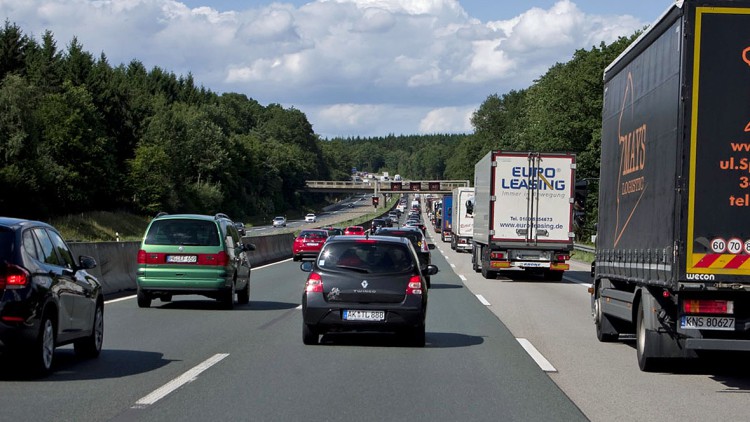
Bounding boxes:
305 213 317 223
344 226 365 235
376 227 433 287
299 235 438 346
137 213 255 309
0 217 104 375
370 218 388 234
293 229 328 261
450 187 474 252
234 222 246 236
272 216 287 228
321 226 344 236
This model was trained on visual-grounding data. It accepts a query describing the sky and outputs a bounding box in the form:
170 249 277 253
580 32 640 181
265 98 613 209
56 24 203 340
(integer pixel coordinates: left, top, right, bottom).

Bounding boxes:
1 0 675 138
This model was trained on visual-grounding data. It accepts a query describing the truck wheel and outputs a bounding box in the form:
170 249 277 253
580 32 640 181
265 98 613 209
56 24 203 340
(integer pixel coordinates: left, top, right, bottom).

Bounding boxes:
594 286 619 342
481 266 496 280
636 301 662 372
472 247 481 272
543 270 564 281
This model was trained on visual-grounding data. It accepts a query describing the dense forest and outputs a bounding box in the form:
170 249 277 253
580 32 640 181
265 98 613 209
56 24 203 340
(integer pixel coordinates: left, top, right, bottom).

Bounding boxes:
0 19 639 235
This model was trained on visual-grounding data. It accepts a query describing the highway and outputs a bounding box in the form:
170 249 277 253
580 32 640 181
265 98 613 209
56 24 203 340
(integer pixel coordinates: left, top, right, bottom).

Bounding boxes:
2 207 750 421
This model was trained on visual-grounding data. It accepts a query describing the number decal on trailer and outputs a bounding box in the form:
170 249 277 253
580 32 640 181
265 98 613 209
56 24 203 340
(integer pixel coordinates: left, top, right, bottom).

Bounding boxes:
727 238 743 254
711 238 727 253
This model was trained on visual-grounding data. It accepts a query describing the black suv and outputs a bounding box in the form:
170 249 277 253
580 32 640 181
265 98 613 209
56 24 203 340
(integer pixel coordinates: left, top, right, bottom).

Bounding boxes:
370 218 389 234
0 217 104 375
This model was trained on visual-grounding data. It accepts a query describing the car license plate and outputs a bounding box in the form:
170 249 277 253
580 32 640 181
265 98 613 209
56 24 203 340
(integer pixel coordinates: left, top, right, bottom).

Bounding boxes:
167 255 197 263
681 316 735 331
343 310 385 321
306 242 319 246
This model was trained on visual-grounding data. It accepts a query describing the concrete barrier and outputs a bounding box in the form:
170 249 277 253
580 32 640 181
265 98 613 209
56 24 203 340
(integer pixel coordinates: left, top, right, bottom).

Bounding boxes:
69 232 295 297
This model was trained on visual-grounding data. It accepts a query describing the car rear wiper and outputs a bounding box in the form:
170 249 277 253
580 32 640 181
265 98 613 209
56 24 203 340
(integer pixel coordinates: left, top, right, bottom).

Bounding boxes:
335 265 370 273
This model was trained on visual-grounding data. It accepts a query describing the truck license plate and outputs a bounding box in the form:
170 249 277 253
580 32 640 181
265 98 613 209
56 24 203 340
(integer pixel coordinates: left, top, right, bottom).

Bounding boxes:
681 316 735 331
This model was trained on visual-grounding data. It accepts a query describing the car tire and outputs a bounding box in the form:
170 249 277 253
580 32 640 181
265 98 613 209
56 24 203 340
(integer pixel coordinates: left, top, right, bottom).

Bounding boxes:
30 313 56 376
303 323 318 345
137 289 151 308
407 323 426 347
160 295 172 303
74 301 104 358
425 276 431 289
237 279 250 305
220 282 235 310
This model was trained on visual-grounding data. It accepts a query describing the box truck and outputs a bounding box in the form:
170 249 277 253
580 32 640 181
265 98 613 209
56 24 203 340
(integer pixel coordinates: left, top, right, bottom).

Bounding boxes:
440 195 453 242
472 151 575 281
591 0 750 371
451 187 475 252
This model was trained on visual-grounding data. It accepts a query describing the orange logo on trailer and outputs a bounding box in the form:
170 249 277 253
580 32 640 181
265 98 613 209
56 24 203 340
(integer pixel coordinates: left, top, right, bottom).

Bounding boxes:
744 46 750 132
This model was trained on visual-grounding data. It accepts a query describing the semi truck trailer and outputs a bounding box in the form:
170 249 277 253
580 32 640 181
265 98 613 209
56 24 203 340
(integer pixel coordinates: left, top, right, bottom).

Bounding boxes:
451 187 475 252
471 151 575 281
591 0 750 371
440 194 453 242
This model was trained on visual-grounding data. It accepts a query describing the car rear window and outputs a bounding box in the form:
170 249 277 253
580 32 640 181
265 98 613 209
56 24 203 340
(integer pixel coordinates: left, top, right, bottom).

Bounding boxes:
299 230 327 239
378 231 422 250
318 242 413 274
145 219 220 246
0 228 14 262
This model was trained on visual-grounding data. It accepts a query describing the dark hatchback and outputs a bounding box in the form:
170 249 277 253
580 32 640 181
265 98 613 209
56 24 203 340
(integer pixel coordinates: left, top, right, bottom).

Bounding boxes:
0 217 104 375
374 227 433 287
300 235 438 346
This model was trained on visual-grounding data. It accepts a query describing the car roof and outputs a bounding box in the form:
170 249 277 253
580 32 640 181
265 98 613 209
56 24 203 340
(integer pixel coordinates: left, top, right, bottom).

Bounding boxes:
325 235 410 246
152 214 227 222
0 217 52 230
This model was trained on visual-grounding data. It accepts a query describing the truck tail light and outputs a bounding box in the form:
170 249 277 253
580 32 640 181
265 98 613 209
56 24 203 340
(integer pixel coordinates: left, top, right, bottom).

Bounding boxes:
556 254 570 261
490 252 505 260
406 275 423 295
683 299 733 314
305 272 324 293
1 264 29 289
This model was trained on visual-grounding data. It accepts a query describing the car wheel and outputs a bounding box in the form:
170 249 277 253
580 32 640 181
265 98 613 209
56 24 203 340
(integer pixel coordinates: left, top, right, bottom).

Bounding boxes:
160 295 172 303
30 313 56 376
237 279 250 305
303 323 318 345
425 276 431 289
137 289 151 308
220 282 235 310
405 323 426 347
74 301 104 358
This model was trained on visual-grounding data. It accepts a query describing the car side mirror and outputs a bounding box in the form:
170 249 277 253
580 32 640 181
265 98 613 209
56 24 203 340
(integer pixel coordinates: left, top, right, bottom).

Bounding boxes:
425 264 439 276
428 244 436 250
243 242 256 252
78 255 97 270
300 261 313 272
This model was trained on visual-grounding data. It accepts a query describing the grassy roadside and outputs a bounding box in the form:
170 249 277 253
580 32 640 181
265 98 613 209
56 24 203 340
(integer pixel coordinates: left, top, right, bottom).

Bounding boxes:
50 211 151 242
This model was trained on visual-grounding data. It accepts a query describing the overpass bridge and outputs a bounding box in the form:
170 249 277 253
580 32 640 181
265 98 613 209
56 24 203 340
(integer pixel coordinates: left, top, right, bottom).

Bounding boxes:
304 180 471 208
304 180 470 195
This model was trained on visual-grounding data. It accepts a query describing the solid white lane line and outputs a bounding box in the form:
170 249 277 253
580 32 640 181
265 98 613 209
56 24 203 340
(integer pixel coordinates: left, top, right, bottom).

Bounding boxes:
296 305 302 310
105 295 135 304
476 294 491 306
133 353 229 409
516 338 557 372
459 275 467 281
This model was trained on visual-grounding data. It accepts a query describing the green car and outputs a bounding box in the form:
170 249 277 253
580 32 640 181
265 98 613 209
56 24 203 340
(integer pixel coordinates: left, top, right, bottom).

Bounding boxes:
136 213 255 309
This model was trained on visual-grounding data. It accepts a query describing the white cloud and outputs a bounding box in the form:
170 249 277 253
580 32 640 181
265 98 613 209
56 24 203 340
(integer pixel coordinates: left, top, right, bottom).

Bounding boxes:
2 0 649 137
418 106 474 134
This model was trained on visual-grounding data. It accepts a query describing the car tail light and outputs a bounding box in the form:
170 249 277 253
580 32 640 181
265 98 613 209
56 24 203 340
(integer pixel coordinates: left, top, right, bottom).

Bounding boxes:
198 251 229 266
1 264 29 289
490 252 505 260
406 275 423 295
138 250 164 264
305 272 323 293
683 299 733 314
556 254 570 261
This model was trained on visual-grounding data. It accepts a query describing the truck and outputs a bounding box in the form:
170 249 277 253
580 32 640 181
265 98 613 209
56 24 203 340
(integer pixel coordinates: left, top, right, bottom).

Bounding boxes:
472 151 575 281
591 0 750 371
440 194 453 242
451 187 475 252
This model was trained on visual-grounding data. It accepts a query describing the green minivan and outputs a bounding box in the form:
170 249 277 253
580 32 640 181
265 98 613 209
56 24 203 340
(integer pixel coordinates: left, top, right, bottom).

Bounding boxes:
136 213 255 309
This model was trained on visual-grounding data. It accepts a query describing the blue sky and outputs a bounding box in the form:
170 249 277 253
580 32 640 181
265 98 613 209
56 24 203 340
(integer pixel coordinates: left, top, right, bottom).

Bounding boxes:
2 0 675 138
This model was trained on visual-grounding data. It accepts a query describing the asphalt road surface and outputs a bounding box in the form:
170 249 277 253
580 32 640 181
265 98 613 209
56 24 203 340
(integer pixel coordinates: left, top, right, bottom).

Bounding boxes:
2 203 749 421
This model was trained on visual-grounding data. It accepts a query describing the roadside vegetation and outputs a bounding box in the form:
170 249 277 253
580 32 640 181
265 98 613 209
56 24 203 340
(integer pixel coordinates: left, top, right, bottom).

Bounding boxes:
1 20 640 241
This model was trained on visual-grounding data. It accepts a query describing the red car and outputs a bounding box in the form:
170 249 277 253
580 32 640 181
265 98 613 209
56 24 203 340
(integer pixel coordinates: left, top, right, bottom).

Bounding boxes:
343 226 365 235
293 229 329 261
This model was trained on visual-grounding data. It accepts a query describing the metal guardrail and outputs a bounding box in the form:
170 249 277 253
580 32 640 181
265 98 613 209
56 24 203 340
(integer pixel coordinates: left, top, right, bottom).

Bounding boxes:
305 180 470 194
574 243 596 254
